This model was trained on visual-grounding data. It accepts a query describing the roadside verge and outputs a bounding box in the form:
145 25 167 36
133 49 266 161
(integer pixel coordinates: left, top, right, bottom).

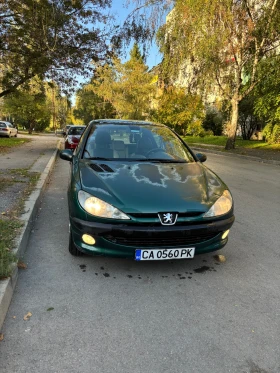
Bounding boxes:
191 145 280 166
0 142 61 331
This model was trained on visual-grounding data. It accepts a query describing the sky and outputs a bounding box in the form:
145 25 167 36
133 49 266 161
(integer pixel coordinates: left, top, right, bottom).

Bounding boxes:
72 1 164 103
109 0 163 69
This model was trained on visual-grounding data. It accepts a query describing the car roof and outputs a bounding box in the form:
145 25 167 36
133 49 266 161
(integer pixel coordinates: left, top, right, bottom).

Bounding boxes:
88 119 164 127
67 125 85 128
0 121 11 125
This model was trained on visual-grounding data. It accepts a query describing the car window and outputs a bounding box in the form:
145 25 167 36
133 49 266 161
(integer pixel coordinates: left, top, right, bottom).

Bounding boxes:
68 127 85 136
0 122 7 128
83 124 195 162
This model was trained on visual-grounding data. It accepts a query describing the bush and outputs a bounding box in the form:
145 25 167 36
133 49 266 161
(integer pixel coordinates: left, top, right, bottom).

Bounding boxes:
202 109 224 135
263 123 280 143
186 120 205 136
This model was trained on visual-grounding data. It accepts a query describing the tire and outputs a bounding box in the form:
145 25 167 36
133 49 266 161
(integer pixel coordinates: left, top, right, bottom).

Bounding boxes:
68 230 83 256
15 133 17 137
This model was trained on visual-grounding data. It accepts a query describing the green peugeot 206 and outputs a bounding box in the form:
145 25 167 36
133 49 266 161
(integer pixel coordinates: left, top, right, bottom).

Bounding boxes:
60 119 234 261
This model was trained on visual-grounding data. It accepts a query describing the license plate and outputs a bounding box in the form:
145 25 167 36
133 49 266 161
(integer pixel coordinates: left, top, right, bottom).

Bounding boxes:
135 248 195 261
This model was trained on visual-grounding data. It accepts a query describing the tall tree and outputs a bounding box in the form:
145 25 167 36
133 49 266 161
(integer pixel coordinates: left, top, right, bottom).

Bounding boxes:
0 0 113 98
253 56 280 143
129 0 280 149
3 77 51 133
74 86 115 124
150 87 205 135
91 44 156 119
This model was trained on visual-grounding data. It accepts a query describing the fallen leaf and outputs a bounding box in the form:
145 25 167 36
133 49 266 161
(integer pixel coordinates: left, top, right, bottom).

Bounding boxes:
23 312 32 321
47 307 54 312
17 262 27 270
13 316 16 319
0 334 4 341
214 254 226 263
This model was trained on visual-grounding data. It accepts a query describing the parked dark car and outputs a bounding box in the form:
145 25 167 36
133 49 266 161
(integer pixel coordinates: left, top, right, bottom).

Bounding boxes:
0 121 18 138
64 126 86 151
60 119 234 260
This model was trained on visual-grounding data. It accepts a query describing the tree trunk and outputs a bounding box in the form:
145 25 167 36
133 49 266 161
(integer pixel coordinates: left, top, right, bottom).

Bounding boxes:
225 97 239 150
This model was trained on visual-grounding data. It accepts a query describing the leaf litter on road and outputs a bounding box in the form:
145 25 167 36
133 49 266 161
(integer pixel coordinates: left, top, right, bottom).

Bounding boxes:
23 312 32 321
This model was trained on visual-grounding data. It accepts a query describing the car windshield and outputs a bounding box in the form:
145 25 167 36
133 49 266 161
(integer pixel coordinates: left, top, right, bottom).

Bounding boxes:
83 124 195 163
0 123 7 127
68 127 85 136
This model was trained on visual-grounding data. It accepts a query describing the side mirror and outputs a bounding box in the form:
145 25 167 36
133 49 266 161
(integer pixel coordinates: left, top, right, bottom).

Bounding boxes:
196 153 207 163
60 149 73 162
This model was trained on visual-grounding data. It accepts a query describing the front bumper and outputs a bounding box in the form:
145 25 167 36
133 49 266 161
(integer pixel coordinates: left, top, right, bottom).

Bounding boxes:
70 215 235 258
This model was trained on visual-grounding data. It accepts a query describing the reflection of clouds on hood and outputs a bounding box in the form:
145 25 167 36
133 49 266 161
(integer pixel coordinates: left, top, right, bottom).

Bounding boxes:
130 164 170 188
203 167 222 187
98 165 124 180
90 187 111 197
170 166 203 184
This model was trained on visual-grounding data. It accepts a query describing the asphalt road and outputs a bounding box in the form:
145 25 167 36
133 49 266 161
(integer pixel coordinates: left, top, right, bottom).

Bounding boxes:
0 153 279 373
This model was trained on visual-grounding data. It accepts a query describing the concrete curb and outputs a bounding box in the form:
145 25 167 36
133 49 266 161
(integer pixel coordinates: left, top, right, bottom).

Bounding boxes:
192 146 280 166
0 142 61 331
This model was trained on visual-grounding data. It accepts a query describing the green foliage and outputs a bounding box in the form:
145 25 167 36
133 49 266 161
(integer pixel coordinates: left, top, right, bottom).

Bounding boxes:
253 56 280 144
183 135 280 149
263 123 280 144
0 138 31 154
129 43 144 64
150 87 205 135
238 95 265 140
202 107 224 136
3 77 51 132
153 0 280 148
74 87 115 124
91 44 155 119
0 0 114 97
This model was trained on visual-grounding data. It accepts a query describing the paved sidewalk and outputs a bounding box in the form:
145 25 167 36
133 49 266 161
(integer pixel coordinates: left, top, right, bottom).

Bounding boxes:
0 134 60 171
0 134 61 330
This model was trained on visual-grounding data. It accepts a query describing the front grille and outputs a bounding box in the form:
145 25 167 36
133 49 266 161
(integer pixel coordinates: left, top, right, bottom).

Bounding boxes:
128 212 203 219
104 231 220 247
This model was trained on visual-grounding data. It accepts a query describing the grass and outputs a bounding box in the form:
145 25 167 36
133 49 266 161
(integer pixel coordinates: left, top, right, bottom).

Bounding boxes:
0 137 31 154
7 169 40 218
0 219 22 279
183 135 280 151
0 168 40 278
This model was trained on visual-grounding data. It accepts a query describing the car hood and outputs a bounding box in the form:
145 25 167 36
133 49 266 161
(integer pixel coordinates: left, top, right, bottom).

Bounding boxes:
78 160 226 213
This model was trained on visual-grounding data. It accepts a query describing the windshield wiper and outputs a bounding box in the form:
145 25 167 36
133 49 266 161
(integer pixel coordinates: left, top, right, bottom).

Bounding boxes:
144 159 187 163
86 157 113 161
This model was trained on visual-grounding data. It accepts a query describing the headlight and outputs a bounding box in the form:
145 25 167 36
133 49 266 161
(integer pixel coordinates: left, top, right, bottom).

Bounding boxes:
78 190 130 220
203 190 233 217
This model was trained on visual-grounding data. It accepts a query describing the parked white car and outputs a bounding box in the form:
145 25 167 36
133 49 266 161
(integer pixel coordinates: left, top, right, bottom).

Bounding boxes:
0 121 18 138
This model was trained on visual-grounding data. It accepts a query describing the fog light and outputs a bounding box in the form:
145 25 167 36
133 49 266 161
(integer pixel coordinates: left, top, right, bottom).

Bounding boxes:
222 230 230 239
82 234 95 245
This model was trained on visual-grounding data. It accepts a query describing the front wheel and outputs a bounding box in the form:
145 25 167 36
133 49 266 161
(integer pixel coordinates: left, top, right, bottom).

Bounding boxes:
69 230 83 256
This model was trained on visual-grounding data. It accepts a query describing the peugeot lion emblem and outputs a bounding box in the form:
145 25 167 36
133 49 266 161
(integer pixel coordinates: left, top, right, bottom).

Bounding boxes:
158 212 178 226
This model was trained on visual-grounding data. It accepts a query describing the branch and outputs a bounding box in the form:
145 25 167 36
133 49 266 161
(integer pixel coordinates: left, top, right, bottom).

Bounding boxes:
214 69 231 101
252 0 279 81
241 79 260 100
0 72 35 98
